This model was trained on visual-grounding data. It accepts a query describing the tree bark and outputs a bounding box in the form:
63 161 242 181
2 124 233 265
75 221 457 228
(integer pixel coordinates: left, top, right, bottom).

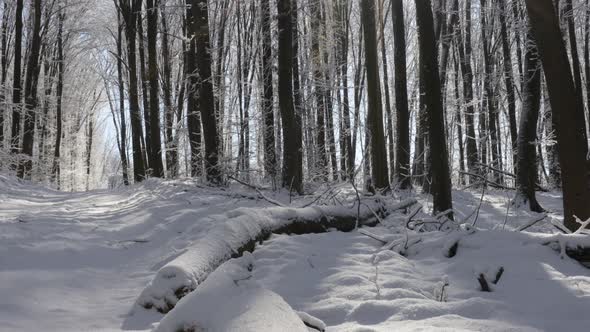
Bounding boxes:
311 1 328 180
563 0 587 145
277 0 303 194
260 0 276 181
361 0 389 192
190 0 221 184
499 0 518 171
391 0 411 189
10 0 24 168
479 0 501 185
336 0 353 180
585 0 590 135
185 5 202 177
52 7 65 188
378 2 394 183
415 0 454 216
523 0 590 231
160 4 177 177
18 0 43 179
515 30 544 212
0 2 9 146
453 0 478 185
136 10 151 170
120 0 147 182
146 0 164 178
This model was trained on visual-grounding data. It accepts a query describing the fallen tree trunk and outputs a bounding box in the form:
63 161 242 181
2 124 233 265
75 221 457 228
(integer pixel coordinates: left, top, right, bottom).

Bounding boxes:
537 233 590 268
137 198 418 313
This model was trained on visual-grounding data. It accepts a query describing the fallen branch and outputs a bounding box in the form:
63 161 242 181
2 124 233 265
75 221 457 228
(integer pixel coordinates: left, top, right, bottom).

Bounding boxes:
517 214 548 232
459 171 515 190
536 233 590 267
358 229 389 244
227 175 286 208
574 216 590 234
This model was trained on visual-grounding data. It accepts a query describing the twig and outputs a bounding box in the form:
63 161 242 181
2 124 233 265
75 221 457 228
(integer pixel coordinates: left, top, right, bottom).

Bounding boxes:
475 162 515 178
227 175 286 207
363 202 385 226
493 267 504 284
301 186 335 208
459 171 514 190
517 214 548 232
550 218 572 234
573 215 590 234
351 179 362 229
471 183 487 227
358 229 389 244
477 273 491 292
405 205 424 229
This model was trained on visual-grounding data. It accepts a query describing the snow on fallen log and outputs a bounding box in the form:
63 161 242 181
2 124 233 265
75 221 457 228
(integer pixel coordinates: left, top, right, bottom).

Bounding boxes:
534 233 590 266
153 254 308 332
137 198 417 313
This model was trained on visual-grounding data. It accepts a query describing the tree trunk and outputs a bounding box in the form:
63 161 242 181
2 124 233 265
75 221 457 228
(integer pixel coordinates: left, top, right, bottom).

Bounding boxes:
523 0 590 231
277 0 303 193
499 0 518 171
360 0 389 192
479 0 501 185
453 49 466 185
86 115 93 190
18 0 43 179
137 10 151 170
453 0 478 185
336 0 353 180
145 0 164 178
585 0 590 135
116 12 129 185
260 0 276 181
311 1 327 181
563 0 587 145
0 2 9 147
415 0 454 217
392 0 411 189
292 0 305 183
52 7 65 188
379 2 394 183
515 30 544 212
190 0 221 184
10 0 24 168
185 5 202 178
121 0 147 182
160 4 177 178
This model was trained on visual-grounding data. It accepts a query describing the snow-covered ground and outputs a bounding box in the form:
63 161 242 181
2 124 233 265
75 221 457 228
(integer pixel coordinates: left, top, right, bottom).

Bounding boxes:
1 175 588 331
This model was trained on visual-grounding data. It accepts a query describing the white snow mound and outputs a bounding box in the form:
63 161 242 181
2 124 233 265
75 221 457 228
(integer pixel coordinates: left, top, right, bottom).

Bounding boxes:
153 253 307 332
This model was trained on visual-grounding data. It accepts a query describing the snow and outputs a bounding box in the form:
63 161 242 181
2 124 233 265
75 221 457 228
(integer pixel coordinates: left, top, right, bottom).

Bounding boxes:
1 175 589 331
250 229 590 331
153 253 308 332
136 196 394 313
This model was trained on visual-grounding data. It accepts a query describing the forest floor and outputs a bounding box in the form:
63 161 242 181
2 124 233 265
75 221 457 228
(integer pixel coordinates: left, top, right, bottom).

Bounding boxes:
0 175 589 331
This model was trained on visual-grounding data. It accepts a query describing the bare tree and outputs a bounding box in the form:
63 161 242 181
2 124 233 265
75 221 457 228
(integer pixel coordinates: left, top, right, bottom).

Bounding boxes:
278 0 303 193
360 0 389 192
523 0 590 231
189 0 221 184
415 0 453 216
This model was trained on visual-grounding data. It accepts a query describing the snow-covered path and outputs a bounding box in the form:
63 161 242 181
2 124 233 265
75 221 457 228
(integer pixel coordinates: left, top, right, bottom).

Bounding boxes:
1 176 589 331
0 178 268 332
